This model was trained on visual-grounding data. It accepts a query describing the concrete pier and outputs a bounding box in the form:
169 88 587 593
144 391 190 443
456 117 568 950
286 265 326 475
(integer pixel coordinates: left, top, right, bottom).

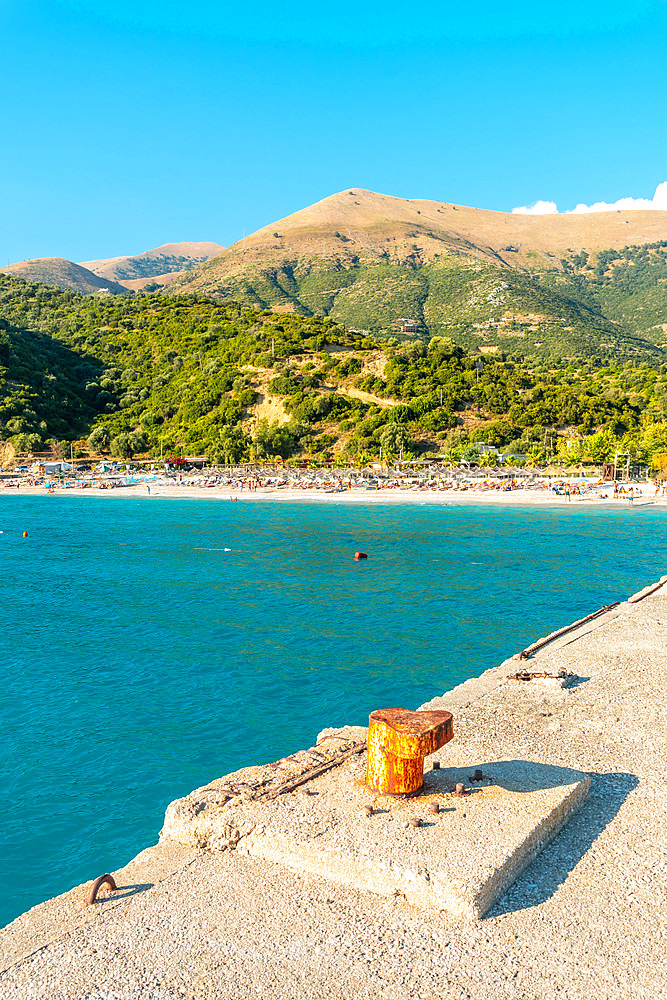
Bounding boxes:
2 577 666 999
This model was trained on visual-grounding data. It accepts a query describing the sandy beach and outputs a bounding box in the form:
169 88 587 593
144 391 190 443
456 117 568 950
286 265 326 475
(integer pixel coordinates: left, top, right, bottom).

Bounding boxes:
3 478 666 508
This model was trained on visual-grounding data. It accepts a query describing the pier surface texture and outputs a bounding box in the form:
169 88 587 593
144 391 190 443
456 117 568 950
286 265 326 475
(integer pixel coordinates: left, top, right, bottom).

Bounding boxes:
2 577 667 999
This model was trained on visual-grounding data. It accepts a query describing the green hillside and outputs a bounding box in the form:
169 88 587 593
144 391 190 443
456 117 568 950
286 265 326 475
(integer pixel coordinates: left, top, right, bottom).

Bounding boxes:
177 254 662 364
2 274 667 471
556 241 667 346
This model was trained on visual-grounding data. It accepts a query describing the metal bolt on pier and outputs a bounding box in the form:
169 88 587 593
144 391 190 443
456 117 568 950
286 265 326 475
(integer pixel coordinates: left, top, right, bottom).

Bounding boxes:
87 874 118 906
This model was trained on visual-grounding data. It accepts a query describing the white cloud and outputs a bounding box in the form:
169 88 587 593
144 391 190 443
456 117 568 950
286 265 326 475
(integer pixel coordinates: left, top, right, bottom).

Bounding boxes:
511 200 558 215
511 182 667 215
567 181 667 213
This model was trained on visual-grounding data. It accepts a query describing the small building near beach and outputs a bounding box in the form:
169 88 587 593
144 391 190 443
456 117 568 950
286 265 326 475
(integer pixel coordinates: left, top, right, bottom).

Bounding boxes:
32 461 72 475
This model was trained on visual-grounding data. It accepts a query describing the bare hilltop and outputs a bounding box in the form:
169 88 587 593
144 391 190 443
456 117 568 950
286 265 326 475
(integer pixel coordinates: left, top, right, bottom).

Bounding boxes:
163 189 667 353
171 187 667 291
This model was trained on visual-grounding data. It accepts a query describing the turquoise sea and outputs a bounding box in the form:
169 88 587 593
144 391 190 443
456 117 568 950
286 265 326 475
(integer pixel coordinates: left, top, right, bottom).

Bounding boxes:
1 495 665 928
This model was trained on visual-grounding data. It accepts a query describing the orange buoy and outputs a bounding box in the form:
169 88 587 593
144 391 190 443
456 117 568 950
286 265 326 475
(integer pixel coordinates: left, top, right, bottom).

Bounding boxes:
22 531 28 538
354 551 368 560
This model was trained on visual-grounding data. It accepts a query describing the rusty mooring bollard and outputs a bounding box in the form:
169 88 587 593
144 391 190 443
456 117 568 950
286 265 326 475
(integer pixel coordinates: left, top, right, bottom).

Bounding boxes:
366 707 453 796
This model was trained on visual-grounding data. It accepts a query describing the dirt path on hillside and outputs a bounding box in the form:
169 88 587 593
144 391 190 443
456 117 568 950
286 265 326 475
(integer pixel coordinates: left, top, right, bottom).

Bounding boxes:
338 385 394 408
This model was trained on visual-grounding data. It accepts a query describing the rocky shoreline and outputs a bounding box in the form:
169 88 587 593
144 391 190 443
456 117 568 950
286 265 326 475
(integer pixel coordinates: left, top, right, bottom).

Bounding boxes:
2 576 666 999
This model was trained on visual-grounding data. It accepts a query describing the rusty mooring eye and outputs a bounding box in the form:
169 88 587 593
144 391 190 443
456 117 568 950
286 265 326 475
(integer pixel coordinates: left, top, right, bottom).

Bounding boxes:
87 873 118 906
366 707 453 796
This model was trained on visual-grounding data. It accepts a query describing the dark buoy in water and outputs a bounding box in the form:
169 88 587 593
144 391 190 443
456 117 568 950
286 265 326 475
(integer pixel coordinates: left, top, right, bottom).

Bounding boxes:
22 531 28 538
354 551 368 560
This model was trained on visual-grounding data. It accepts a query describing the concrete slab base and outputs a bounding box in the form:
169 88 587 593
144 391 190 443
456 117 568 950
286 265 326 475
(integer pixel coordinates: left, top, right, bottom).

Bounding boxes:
237 754 590 920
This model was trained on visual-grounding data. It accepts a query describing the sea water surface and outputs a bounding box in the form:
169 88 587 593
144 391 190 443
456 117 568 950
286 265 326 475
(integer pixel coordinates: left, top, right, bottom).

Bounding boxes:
1 495 665 927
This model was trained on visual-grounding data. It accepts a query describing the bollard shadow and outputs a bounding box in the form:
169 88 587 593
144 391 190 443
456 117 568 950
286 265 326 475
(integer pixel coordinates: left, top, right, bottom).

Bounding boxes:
485 770 638 918
96 883 154 904
422 759 591 795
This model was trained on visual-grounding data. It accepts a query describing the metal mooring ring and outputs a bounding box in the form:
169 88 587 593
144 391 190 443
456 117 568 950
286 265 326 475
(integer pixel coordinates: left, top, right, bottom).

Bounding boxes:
87 873 118 906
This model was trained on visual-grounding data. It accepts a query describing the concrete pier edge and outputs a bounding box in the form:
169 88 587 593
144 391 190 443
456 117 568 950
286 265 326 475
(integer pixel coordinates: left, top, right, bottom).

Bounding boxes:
2 573 666 979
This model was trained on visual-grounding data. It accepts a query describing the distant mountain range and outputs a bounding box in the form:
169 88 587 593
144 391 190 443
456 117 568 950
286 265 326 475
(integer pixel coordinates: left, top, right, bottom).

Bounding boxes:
3 189 667 361
1 241 225 294
0 258 130 295
80 241 225 289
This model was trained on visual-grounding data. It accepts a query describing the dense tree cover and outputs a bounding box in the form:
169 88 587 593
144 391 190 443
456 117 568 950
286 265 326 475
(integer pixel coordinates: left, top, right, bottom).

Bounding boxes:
0 312 103 452
336 340 667 467
1 273 667 470
556 241 667 343
0 275 360 460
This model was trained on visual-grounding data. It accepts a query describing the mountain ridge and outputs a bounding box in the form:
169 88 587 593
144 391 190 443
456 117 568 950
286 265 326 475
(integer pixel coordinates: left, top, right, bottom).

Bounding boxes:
81 241 225 283
0 258 128 295
171 188 667 284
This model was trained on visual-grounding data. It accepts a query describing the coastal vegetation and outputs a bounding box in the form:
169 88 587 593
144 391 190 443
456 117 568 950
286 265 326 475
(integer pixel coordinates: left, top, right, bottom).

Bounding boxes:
1 272 667 471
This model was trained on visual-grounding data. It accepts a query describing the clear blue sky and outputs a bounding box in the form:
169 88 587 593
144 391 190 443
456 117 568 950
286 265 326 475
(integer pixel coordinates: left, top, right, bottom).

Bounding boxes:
1 1 666 263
